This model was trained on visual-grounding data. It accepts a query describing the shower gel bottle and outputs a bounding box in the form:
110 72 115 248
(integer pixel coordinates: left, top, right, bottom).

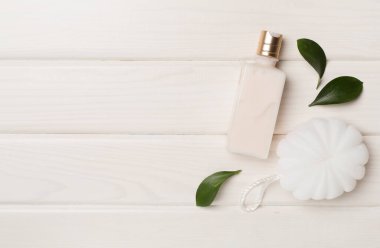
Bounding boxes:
228 31 286 159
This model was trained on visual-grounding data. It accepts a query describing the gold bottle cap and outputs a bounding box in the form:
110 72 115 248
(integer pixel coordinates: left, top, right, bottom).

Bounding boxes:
256 31 283 59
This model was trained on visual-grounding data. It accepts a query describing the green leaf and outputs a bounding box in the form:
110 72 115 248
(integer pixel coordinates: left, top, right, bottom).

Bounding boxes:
297 38 327 89
196 170 241 207
309 76 363 106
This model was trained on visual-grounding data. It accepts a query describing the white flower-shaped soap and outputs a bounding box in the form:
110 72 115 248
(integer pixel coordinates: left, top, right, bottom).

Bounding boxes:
277 118 369 200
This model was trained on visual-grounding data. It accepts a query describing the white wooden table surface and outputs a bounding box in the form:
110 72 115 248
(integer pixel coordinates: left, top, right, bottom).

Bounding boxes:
0 0 379 247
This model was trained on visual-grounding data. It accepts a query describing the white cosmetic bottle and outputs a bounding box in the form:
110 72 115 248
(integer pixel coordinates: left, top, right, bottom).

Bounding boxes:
227 31 286 159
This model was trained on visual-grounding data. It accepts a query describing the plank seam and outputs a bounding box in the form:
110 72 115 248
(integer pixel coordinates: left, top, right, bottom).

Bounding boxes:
0 58 379 62
0 204 378 212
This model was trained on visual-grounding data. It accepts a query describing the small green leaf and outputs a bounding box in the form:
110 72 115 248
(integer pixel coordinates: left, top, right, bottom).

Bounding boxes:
309 76 363 106
196 170 241 207
297 38 327 89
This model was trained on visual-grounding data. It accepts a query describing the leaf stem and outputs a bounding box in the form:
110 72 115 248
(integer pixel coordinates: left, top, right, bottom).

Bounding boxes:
316 78 322 89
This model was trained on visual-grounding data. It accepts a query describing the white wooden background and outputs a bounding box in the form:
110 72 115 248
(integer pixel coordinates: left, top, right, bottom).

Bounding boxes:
0 0 379 247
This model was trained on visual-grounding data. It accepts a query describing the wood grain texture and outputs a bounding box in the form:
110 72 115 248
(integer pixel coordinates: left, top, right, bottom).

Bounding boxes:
0 206 379 248
0 0 379 245
0 134 377 206
0 60 378 134
0 0 379 59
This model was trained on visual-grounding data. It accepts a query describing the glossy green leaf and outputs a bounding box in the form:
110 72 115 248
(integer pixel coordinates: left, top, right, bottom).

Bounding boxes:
297 38 327 89
309 76 363 106
196 170 241 207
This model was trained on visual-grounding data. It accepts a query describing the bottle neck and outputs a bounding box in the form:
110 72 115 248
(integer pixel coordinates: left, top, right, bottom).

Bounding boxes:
254 55 278 67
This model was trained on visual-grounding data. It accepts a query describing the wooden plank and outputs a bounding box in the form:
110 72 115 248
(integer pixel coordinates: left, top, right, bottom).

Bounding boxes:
277 61 380 135
0 60 377 134
0 206 379 248
0 134 377 206
0 61 240 134
0 0 378 59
